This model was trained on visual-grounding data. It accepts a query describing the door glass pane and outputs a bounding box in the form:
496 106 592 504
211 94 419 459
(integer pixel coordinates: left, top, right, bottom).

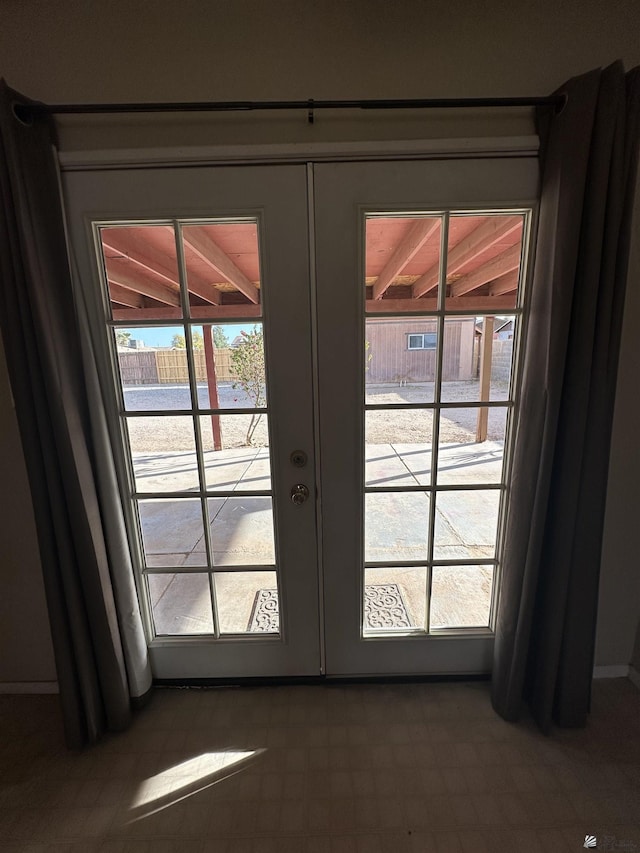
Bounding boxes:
208 497 275 566
446 213 524 313
440 315 516 403
365 492 430 562
362 207 528 640
214 571 279 634
100 225 182 320
148 573 213 635
127 416 199 493
430 566 494 629
192 322 266 410
365 318 438 404
365 215 443 311
365 410 433 488
181 221 262 317
433 490 500 560
200 415 271 491
436 407 507 485
139 498 206 568
364 568 427 632
115 326 193 411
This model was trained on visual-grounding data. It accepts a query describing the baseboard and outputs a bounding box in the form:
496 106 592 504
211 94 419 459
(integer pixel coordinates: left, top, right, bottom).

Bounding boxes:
0 682 59 694
629 666 640 690
592 665 629 679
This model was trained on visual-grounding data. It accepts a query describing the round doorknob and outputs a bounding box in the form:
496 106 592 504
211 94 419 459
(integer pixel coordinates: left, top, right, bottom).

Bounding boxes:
291 484 310 505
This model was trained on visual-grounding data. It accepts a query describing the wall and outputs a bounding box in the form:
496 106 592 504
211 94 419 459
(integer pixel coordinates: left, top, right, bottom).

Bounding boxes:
366 319 476 384
0 0 639 682
595 163 640 669
633 620 640 674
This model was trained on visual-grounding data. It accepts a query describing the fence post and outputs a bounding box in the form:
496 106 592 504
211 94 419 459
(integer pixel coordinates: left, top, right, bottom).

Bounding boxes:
476 316 494 442
203 325 223 451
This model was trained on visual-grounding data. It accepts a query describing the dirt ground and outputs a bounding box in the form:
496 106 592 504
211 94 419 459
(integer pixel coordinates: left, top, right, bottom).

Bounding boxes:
125 379 509 452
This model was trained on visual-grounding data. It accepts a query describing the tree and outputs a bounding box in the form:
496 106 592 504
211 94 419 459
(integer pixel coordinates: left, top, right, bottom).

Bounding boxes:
171 331 203 349
116 330 131 347
213 326 228 348
230 327 266 445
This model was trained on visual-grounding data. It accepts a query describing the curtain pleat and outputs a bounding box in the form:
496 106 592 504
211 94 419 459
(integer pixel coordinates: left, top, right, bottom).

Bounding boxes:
0 81 151 748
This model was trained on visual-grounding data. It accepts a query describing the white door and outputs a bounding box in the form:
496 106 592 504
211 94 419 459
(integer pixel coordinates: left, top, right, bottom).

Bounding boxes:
63 165 321 678
314 158 537 676
62 155 537 679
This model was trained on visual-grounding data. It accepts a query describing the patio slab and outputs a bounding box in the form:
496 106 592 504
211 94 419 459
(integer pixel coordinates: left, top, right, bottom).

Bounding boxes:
139 440 503 633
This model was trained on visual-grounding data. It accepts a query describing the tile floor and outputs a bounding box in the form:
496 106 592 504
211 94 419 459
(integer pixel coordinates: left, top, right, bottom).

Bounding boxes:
1 678 639 852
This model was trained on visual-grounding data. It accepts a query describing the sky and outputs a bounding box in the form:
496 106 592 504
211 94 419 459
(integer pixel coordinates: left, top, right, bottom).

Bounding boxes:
119 323 260 348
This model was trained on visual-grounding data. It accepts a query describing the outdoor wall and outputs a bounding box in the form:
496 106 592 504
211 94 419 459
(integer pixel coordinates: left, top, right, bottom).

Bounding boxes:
488 340 514 384
366 318 475 384
0 0 639 683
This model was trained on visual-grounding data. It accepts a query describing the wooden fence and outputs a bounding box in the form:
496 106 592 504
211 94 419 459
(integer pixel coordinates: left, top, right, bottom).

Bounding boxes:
118 348 234 385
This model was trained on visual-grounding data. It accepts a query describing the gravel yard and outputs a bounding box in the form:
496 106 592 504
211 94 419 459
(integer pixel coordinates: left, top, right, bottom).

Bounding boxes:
124 380 509 451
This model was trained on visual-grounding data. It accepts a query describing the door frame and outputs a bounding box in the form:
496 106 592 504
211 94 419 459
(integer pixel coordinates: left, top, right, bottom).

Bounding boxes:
60 141 539 681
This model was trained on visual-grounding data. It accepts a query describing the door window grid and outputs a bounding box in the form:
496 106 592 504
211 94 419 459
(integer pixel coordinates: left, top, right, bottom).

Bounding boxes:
95 218 282 640
363 209 529 636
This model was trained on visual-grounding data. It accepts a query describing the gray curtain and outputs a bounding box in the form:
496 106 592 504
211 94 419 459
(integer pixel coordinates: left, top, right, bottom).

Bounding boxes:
0 80 152 748
492 62 640 731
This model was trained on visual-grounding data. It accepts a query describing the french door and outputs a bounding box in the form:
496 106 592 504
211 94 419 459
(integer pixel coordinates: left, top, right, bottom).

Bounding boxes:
314 159 536 675
62 155 537 679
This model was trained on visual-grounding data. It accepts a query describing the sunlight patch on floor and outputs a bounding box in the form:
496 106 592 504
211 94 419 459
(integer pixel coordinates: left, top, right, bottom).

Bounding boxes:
131 749 261 813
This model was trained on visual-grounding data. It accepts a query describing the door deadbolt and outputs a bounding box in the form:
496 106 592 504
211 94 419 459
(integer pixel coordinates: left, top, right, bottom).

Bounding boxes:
290 484 310 505
290 450 308 468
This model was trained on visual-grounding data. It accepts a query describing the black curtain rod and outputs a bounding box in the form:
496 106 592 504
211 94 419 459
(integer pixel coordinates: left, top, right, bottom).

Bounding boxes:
18 95 566 122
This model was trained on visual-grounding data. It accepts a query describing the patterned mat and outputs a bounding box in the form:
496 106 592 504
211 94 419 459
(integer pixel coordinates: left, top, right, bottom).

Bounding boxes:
248 584 412 632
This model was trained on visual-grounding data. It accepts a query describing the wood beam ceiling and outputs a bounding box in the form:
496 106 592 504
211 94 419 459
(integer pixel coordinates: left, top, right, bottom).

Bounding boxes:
108 282 145 308
373 218 440 300
107 269 181 307
102 237 222 306
365 295 517 314
412 215 522 299
449 243 522 297
112 304 263 322
488 269 520 296
182 227 260 304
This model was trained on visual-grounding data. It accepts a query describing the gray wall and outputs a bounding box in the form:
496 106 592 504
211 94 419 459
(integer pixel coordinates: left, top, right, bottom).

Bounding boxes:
0 0 639 683
633 621 640 673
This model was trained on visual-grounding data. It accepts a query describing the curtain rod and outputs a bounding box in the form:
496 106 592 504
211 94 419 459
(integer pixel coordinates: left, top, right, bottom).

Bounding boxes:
18 95 566 124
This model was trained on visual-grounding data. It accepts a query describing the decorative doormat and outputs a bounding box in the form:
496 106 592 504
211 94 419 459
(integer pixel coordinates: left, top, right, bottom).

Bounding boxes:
248 589 280 632
363 583 412 630
248 584 411 632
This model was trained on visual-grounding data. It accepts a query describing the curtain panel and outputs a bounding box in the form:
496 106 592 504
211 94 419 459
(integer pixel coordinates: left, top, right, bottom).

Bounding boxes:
0 81 151 748
492 62 640 731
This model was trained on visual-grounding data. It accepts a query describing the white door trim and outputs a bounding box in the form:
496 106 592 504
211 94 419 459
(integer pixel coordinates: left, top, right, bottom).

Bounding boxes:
58 136 539 171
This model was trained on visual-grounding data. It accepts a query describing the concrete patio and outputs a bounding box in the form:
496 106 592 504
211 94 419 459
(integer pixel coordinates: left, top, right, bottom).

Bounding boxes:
137 440 501 636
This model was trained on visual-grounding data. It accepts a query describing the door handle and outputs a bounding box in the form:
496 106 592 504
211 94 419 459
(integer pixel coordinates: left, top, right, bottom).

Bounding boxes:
290 484 310 506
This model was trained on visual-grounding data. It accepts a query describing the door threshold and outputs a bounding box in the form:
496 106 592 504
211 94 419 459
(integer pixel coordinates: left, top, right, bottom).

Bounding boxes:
154 672 490 689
